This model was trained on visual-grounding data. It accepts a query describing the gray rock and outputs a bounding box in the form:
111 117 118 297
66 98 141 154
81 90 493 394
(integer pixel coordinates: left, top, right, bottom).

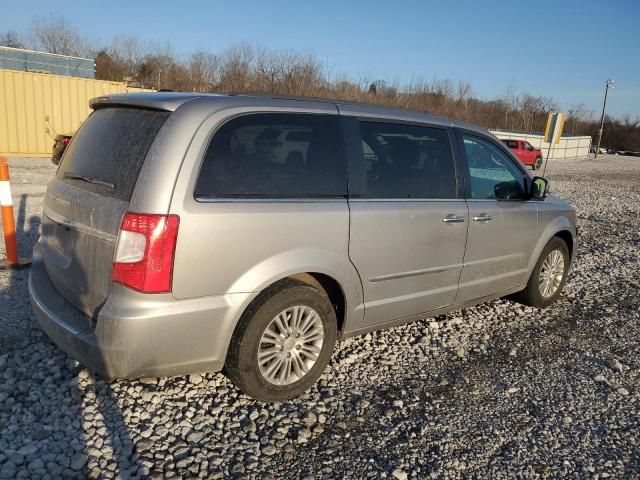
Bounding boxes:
392 468 408 480
136 440 154 452
0 463 16 480
69 454 88 471
28 458 44 470
262 445 277 456
302 412 317 426
187 431 206 443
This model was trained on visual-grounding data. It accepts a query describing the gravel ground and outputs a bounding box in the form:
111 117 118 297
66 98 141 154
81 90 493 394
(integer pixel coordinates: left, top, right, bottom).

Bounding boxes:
0 155 639 479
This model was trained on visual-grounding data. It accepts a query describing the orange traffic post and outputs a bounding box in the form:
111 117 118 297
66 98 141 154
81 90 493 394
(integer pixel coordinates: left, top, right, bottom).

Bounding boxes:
0 157 31 270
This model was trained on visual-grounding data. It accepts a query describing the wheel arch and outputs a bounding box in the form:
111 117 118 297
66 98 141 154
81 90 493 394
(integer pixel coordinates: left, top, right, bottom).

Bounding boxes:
526 218 576 281
289 273 347 332
553 229 574 259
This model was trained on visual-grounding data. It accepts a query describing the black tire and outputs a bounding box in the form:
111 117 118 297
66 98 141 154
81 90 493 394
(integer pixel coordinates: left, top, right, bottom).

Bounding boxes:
225 279 337 402
533 156 542 170
511 237 570 308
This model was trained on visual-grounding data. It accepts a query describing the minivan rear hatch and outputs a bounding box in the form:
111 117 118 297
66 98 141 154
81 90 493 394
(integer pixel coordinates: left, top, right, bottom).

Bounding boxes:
40 107 170 318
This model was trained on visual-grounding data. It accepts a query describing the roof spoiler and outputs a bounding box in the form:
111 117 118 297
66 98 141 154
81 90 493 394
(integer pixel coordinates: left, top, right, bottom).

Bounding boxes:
89 92 205 112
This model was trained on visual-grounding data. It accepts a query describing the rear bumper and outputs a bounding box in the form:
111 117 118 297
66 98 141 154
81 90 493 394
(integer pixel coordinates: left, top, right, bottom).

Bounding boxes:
29 243 253 379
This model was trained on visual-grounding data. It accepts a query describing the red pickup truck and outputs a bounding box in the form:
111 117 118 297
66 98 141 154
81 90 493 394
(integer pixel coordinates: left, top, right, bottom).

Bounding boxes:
501 139 543 170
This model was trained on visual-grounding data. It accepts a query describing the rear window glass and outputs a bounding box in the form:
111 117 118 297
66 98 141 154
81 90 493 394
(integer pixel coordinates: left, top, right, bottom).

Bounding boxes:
195 113 347 198
501 139 518 149
57 108 170 201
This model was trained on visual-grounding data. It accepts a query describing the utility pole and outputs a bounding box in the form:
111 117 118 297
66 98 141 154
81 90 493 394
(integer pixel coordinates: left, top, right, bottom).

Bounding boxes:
594 79 614 159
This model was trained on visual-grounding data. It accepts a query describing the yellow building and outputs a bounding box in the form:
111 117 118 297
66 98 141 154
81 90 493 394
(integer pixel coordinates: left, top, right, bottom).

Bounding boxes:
0 68 152 157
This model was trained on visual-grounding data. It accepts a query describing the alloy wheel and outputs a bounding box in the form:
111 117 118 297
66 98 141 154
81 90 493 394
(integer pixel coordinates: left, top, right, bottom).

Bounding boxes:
539 249 565 298
257 306 325 385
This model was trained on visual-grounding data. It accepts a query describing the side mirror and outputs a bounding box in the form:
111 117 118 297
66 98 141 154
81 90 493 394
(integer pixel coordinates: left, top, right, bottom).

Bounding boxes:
494 180 525 200
530 176 549 199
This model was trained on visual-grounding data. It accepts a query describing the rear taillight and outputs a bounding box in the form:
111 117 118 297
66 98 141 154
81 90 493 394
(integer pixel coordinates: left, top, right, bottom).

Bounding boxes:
112 212 180 293
62 136 71 145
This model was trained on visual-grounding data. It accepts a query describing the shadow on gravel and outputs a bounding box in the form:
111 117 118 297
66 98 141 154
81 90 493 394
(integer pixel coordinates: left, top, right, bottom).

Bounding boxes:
1 194 41 354
0 194 142 478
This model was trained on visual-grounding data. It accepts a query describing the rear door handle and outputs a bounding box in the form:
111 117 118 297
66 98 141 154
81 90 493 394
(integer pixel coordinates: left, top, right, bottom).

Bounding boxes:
442 214 465 224
473 213 493 222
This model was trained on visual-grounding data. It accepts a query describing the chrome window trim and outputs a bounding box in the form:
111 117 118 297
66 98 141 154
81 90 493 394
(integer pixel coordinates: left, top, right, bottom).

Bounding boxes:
195 196 467 203
466 198 539 204
194 196 347 204
349 198 465 203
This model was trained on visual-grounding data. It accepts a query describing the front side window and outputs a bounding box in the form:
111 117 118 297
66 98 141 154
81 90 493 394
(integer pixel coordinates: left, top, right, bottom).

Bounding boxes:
463 134 526 200
195 113 346 198
354 121 457 199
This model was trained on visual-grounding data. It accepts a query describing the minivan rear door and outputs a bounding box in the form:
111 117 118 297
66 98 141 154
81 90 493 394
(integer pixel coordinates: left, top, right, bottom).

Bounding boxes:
342 114 468 328
40 107 170 318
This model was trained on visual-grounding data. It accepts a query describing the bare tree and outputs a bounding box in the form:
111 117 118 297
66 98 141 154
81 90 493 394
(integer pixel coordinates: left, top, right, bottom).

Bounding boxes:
500 82 519 130
254 48 281 92
108 36 144 81
567 104 589 135
0 30 25 49
188 51 218 92
218 43 255 93
30 15 89 57
8 17 640 148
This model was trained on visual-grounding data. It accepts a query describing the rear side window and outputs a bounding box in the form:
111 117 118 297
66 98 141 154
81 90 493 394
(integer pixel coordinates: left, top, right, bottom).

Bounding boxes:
354 121 457 199
502 139 518 149
57 108 169 201
195 113 347 198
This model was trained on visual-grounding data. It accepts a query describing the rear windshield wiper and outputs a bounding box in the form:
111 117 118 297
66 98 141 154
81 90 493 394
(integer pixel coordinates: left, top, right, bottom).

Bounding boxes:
63 172 115 189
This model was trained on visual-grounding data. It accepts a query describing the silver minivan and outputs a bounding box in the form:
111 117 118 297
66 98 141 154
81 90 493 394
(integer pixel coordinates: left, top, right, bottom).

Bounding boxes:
29 93 576 401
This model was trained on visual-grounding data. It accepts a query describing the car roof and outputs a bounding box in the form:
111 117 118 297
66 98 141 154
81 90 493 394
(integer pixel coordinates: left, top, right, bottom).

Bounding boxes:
89 92 490 136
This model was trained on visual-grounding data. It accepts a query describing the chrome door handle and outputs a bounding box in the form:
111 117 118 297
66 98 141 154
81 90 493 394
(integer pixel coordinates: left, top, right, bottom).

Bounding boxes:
442 214 465 223
473 213 493 222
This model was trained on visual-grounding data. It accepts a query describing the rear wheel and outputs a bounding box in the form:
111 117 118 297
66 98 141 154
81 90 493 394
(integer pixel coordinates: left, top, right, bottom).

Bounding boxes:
225 279 337 402
511 237 570 308
533 156 543 170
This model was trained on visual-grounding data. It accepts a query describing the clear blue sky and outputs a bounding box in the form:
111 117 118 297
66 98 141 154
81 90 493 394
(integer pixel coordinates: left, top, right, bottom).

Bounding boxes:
1 0 639 117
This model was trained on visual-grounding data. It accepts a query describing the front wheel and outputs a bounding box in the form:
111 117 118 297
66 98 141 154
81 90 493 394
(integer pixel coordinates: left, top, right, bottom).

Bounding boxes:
225 279 337 402
511 237 570 308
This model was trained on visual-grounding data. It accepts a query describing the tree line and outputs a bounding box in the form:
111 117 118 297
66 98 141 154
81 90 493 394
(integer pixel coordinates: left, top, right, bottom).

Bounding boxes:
2 17 639 151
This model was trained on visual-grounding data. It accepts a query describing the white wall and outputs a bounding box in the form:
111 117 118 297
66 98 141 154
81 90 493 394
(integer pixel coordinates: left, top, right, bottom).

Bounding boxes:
490 130 591 160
